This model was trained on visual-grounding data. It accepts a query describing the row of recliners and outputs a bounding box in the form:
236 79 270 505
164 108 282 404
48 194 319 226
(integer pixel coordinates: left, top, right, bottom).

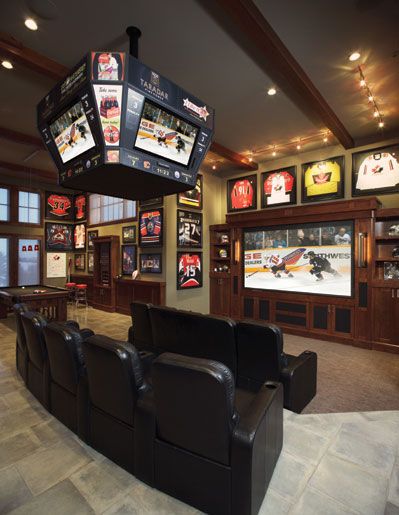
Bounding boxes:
13 302 288 515
128 302 318 413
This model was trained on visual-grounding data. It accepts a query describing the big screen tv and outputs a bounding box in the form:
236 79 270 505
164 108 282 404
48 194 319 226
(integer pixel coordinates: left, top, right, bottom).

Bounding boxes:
243 221 354 297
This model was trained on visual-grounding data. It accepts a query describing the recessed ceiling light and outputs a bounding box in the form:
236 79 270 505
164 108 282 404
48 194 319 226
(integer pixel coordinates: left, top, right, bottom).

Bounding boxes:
323 137 328 143
212 165 216 170
349 51 361 62
24 18 38 30
373 111 379 118
272 151 277 157
296 144 301 150
267 87 277 96
1 60 13 69
378 121 384 128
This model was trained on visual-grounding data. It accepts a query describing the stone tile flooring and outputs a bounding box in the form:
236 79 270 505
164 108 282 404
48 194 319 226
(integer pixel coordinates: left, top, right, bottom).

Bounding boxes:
0 306 398 514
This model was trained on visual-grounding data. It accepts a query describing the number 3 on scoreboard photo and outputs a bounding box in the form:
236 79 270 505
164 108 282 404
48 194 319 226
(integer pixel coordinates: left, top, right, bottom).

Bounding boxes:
177 252 203 290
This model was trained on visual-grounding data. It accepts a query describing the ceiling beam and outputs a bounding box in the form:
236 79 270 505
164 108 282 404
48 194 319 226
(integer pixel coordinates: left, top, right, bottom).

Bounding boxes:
210 142 258 170
0 160 56 182
0 32 67 81
0 127 44 148
201 0 354 149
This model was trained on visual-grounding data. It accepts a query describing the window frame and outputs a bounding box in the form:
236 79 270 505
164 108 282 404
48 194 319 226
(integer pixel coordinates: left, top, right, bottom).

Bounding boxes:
0 186 10 223
88 194 137 228
0 233 43 287
0 184 43 227
0 235 11 287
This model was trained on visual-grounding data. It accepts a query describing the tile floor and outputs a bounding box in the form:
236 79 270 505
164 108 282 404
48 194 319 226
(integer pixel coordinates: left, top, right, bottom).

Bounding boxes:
0 306 398 514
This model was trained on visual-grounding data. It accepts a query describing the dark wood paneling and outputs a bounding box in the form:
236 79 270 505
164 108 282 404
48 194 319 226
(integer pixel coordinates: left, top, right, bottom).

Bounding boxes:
114 279 165 315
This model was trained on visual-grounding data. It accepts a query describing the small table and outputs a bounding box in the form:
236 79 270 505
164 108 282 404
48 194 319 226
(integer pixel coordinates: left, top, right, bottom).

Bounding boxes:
0 285 69 321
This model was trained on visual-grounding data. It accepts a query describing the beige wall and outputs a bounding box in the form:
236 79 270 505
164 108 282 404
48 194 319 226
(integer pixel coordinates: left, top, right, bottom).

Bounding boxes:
221 137 399 215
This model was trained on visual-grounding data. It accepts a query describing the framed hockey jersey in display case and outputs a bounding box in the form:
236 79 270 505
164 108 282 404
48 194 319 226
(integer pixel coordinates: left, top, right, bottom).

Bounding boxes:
352 144 399 197
301 157 344 203
261 167 297 208
227 174 257 212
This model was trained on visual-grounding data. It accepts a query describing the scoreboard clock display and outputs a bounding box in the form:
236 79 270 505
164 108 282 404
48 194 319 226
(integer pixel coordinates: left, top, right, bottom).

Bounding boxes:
177 251 202 290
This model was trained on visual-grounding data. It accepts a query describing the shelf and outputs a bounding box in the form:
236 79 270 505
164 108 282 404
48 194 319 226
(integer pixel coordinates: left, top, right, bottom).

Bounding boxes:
213 243 230 247
212 257 230 261
375 258 399 262
210 272 230 278
372 280 399 288
375 236 399 241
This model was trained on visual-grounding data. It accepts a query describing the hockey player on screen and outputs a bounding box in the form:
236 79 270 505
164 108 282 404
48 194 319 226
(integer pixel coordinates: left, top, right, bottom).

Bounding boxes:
176 135 186 154
263 254 294 278
307 251 340 281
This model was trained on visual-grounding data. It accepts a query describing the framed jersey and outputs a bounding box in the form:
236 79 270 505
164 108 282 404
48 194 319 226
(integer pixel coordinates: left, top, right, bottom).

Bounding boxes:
45 192 74 221
177 174 203 210
301 157 344 203
261 167 296 208
139 208 163 247
177 209 202 248
227 174 257 212
352 144 399 197
177 251 203 290
45 223 73 251
73 223 86 250
74 194 87 221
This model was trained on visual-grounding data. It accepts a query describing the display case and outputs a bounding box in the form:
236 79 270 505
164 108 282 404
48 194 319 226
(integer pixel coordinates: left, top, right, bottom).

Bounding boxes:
209 224 232 316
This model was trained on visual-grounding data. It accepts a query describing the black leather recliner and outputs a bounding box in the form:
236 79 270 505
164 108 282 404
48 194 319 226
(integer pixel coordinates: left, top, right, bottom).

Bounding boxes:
82 335 150 473
13 303 29 383
144 352 283 515
236 321 317 413
127 301 154 351
43 322 94 439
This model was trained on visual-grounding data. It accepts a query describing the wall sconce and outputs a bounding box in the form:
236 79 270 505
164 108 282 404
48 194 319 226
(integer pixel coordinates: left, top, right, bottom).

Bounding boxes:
358 232 367 267
234 239 241 265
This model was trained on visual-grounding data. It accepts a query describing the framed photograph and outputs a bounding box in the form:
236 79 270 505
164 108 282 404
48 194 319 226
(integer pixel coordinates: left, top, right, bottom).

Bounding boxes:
302 156 344 203
139 197 163 208
384 262 399 280
352 144 399 197
177 251 203 290
74 223 86 250
88 252 94 274
74 193 87 221
177 209 202 248
227 174 257 212
261 167 297 208
45 192 74 220
45 223 73 251
87 230 98 250
122 225 136 243
139 208 163 247
140 253 162 274
177 174 203 210
121 245 137 275
74 253 85 271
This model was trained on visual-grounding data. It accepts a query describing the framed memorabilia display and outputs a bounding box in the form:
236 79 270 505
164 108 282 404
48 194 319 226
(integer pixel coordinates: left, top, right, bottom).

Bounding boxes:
261 167 297 208
139 208 163 247
177 174 203 210
177 251 203 290
139 197 163 208
87 230 98 249
74 223 86 250
74 253 85 271
74 193 87 221
177 209 202 248
122 225 136 243
140 253 162 274
45 223 73 251
227 174 257 212
121 245 137 275
88 252 94 274
301 156 344 203
352 144 399 197
45 192 74 220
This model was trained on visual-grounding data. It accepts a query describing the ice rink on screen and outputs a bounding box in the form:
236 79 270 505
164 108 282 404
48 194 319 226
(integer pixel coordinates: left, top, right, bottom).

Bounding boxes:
57 117 95 164
135 134 195 166
245 269 352 297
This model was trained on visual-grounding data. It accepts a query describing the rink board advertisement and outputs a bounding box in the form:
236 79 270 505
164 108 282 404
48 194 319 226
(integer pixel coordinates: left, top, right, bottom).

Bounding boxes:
243 221 354 297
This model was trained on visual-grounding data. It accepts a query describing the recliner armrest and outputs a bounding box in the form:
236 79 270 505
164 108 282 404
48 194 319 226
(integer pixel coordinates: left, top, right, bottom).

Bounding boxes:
134 391 156 486
231 382 283 515
79 328 95 340
280 350 317 413
128 325 134 344
65 320 80 329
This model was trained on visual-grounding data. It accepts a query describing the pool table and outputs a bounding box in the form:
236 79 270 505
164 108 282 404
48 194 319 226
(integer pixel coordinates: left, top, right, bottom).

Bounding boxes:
0 285 69 321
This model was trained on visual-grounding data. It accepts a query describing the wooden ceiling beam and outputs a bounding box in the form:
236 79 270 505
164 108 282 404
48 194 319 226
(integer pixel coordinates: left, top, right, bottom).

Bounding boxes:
0 32 67 81
0 160 56 182
210 141 258 170
0 127 44 148
202 0 354 149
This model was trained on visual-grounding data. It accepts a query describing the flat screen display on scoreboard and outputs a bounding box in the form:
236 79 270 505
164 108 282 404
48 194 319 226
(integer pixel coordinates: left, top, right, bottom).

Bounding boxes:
243 221 354 297
49 100 96 164
134 100 199 167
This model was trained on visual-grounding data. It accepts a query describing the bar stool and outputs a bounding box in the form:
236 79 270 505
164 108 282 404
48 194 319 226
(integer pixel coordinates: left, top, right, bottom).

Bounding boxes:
65 282 76 304
75 284 88 308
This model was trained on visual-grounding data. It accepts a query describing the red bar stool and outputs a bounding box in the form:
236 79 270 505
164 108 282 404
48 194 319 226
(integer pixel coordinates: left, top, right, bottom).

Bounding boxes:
75 284 88 308
65 282 76 304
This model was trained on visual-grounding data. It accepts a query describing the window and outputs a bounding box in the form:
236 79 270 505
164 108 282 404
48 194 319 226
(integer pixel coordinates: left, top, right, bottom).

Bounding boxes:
0 188 10 221
18 191 40 224
89 194 136 225
18 239 40 286
0 237 9 287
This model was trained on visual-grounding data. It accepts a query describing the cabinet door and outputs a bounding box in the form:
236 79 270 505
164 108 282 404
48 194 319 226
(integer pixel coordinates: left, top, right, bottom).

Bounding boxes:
210 277 231 316
373 288 396 344
311 303 330 333
332 306 353 336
